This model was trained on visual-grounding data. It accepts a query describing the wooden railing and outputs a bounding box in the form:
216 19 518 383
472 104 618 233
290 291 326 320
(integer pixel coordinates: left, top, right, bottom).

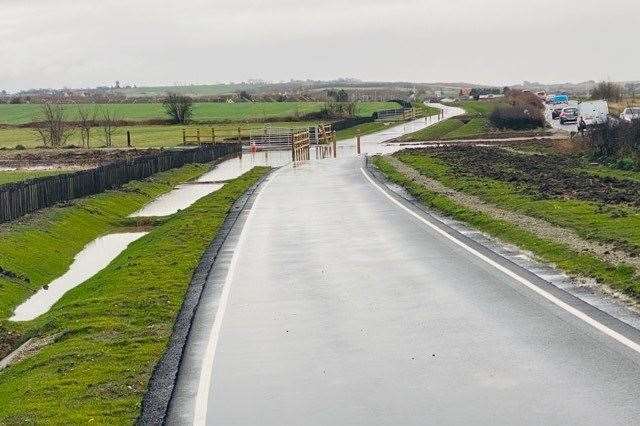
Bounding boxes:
315 124 336 159
292 131 310 163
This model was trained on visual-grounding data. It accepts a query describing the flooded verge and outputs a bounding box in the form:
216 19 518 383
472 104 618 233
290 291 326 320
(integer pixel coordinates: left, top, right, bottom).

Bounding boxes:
197 150 291 182
130 183 223 217
10 232 147 322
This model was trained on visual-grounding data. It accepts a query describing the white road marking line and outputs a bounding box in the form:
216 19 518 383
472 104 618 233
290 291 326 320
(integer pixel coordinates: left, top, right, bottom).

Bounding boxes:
192 169 280 425
361 167 640 355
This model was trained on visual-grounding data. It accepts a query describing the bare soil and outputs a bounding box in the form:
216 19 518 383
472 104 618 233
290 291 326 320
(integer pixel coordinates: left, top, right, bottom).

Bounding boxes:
0 148 170 168
410 145 640 206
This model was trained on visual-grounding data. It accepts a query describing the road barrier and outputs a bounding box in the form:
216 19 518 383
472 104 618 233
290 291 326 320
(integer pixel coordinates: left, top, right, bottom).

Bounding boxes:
0 144 240 223
292 130 310 163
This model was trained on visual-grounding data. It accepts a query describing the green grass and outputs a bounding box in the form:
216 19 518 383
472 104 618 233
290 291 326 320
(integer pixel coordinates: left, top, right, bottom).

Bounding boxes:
0 122 320 149
0 170 67 185
396 152 640 258
400 100 498 142
400 118 465 141
373 156 640 295
444 117 489 139
579 165 640 183
0 167 269 424
0 163 210 319
0 102 399 126
335 122 390 141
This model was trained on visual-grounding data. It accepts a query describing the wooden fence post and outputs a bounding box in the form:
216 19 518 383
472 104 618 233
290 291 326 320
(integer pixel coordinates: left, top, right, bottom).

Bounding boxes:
182 129 186 144
212 128 216 143
196 129 201 144
127 131 132 147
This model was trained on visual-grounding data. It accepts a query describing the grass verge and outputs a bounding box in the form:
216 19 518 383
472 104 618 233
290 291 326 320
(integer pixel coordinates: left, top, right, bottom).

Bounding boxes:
372 156 640 296
0 170 67 185
0 167 269 424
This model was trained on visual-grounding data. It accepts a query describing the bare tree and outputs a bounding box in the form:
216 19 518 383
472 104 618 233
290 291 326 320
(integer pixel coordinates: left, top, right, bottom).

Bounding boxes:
34 103 72 148
77 105 96 148
590 81 623 101
98 106 120 147
162 93 194 124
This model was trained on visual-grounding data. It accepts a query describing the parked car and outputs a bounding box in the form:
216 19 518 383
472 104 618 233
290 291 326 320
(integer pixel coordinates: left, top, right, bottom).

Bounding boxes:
620 107 640 122
552 94 569 104
578 100 609 131
552 106 564 119
559 107 579 124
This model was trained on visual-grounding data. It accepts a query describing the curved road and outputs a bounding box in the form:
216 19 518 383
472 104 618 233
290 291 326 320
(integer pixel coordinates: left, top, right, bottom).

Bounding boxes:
167 108 640 425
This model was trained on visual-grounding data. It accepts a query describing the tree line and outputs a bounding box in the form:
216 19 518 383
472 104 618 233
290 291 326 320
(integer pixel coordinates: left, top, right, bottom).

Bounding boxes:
34 93 193 148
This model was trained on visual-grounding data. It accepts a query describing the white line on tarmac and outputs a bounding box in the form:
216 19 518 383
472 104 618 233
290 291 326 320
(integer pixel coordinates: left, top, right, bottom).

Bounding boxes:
361 166 640 355
192 168 281 425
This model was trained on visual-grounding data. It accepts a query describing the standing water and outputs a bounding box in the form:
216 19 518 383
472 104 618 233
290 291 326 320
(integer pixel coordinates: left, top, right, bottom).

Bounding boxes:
10 232 147 322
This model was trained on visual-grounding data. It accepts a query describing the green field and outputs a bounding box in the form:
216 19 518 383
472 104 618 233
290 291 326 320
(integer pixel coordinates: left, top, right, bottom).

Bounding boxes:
0 170 67 185
0 167 269 423
0 122 320 149
0 101 399 125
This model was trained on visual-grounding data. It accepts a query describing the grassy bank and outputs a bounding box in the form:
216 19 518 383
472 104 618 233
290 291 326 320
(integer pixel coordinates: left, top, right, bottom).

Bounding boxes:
372 156 640 295
0 167 269 424
400 100 496 142
0 163 210 319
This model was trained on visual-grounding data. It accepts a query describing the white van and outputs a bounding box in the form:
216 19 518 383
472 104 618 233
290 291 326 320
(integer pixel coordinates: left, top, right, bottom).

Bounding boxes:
578 100 609 131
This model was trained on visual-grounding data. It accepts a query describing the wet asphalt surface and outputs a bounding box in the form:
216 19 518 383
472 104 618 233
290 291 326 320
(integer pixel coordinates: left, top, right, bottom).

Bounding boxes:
167 106 640 425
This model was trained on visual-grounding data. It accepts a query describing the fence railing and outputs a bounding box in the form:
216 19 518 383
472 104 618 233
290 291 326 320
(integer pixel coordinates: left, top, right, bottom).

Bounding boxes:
374 107 417 122
292 131 310 163
0 144 240 223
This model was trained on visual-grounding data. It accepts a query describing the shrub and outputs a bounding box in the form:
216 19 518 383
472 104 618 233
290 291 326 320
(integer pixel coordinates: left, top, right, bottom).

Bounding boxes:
615 157 636 171
587 119 640 160
489 105 544 130
591 81 623 101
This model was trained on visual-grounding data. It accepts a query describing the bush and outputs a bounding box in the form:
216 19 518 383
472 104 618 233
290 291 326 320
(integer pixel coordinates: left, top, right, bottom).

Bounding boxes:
489 105 544 130
587 119 640 160
591 81 623 101
615 157 636 171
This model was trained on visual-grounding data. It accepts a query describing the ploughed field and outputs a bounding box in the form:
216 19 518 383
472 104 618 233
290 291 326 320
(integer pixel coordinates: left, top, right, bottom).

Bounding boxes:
421 146 640 206
396 146 640 258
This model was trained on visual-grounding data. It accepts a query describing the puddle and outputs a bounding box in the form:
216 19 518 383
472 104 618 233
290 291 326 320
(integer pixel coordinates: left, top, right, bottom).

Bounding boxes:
130 183 223 217
10 232 147 322
197 150 291 182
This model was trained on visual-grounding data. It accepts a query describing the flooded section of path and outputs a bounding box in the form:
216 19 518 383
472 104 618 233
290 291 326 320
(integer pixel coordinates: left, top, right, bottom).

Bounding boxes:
131 183 223 217
10 232 147 322
132 151 291 218
197 150 291 182
337 103 465 156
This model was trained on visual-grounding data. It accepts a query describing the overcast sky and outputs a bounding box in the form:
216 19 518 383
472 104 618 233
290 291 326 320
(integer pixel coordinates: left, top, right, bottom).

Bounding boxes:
2 0 638 91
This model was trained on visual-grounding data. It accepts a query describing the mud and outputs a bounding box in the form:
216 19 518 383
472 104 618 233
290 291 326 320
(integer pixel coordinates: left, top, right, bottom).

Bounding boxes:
405 145 640 206
0 148 171 168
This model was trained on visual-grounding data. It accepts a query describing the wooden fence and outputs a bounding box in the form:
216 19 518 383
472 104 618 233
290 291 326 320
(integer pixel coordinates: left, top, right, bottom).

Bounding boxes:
0 144 240 223
292 131 310 163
